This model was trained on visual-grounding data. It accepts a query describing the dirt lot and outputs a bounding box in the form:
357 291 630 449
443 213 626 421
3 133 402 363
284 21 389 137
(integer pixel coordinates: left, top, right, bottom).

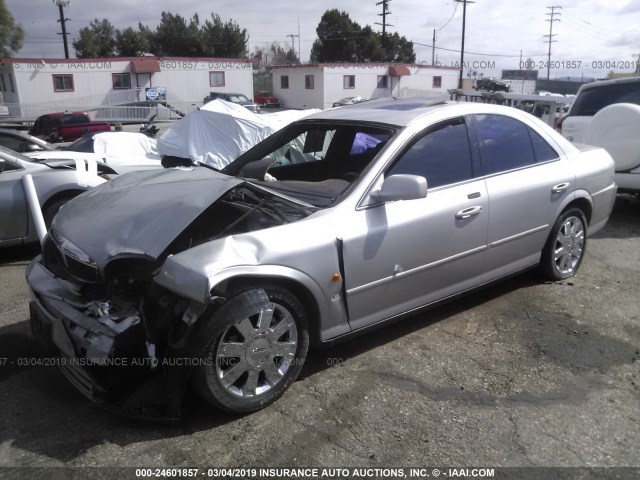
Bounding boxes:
0 196 638 475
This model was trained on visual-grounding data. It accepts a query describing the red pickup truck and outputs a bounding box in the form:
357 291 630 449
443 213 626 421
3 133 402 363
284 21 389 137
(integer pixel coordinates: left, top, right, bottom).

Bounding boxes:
254 91 281 108
30 112 111 143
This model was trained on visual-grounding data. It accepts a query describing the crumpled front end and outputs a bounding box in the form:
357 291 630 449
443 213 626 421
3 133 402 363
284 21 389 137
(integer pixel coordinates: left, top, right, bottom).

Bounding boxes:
25 180 314 421
27 237 273 421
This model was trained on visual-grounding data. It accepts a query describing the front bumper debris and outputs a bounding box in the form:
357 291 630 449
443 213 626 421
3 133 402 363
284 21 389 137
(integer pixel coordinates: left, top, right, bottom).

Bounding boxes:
26 257 272 421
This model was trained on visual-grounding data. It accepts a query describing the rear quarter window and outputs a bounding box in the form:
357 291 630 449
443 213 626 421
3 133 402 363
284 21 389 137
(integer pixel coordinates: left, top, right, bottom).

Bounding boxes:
571 82 640 116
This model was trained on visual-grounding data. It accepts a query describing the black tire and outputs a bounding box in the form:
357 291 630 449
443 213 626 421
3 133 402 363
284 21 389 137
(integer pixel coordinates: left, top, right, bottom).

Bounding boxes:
192 285 309 414
540 208 587 280
43 197 75 228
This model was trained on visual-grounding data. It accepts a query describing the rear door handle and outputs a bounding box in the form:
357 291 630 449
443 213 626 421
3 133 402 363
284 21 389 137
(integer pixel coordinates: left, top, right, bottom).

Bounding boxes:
552 182 570 193
456 206 483 219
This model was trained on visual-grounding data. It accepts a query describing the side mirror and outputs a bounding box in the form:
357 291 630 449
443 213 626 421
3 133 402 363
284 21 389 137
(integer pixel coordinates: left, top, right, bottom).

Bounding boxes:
0 159 5 172
26 143 43 152
373 174 428 202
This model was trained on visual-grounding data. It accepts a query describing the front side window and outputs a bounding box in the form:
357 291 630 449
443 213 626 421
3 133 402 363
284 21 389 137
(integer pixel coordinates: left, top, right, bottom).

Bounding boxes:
377 75 388 88
305 75 314 89
433 76 442 88
53 74 74 92
343 75 355 89
209 71 225 87
388 117 473 188
474 114 536 175
112 73 131 89
280 75 289 89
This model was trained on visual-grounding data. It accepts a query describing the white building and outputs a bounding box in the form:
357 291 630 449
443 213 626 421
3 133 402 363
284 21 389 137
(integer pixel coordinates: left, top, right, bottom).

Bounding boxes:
271 63 459 110
0 56 255 120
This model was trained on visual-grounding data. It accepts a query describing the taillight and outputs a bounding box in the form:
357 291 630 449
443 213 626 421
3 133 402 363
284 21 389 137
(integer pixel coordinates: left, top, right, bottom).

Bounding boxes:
556 114 568 134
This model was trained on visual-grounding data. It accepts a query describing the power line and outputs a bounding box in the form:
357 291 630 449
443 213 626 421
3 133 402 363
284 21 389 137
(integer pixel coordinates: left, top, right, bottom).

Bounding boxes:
437 2 459 32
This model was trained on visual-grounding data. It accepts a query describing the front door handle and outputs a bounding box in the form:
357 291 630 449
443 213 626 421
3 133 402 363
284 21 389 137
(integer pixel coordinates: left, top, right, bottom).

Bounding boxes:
456 206 483 219
552 182 570 193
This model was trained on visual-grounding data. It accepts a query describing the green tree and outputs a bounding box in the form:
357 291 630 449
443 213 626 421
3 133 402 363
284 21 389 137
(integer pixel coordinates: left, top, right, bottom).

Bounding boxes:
73 19 117 58
311 8 415 63
384 32 416 63
310 9 361 62
151 12 202 56
200 14 248 58
0 0 24 57
115 26 150 57
71 11 249 59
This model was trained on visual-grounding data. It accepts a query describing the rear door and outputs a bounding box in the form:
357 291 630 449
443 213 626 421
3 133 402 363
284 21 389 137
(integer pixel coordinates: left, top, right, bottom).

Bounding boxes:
470 113 573 275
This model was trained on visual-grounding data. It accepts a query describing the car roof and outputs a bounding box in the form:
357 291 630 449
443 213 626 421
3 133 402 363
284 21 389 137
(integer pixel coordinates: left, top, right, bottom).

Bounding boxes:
302 96 534 127
578 76 640 92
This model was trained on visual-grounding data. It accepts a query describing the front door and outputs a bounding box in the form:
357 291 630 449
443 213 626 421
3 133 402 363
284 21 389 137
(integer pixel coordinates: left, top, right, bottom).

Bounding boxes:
136 73 152 100
341 117 489 330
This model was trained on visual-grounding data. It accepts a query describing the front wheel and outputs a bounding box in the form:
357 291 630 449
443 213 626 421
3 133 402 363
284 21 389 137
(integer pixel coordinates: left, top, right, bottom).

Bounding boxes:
540 208 587 280
192 286 309 413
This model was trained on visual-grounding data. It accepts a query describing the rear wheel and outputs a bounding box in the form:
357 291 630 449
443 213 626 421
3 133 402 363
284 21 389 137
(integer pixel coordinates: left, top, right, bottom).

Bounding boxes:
193 286 309 413
540 208 587 280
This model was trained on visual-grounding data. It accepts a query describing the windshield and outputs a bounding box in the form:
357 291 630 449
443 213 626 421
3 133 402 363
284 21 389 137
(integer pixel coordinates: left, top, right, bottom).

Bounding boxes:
64 135 95 153
228 94 251 103
0 144 37 163
223 121 397 207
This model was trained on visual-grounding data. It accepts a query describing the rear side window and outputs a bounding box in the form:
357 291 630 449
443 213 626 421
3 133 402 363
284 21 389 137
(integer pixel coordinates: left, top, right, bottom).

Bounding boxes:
528 128 559 162
63 115 89 125
388 117 473 188
474 114 535 175
571 82 640 116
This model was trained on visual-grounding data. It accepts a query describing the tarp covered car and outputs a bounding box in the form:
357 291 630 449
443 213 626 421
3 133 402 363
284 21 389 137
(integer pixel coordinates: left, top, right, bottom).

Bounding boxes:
27 132 163 175
157 99 319 169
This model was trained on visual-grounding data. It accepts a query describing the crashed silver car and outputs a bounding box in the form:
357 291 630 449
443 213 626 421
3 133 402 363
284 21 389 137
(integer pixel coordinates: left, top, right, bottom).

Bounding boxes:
26 98 616 420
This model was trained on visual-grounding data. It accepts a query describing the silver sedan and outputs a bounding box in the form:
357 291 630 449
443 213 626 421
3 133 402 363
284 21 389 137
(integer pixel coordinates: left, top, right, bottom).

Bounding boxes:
26 98 616 419
0 146 112 248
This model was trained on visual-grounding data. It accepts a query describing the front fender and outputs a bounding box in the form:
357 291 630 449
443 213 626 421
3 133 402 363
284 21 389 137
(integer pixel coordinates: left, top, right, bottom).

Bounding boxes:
155 260 351 343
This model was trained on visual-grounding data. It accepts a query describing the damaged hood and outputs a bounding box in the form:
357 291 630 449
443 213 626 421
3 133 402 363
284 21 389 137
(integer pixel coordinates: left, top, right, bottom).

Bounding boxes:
52 167 243 267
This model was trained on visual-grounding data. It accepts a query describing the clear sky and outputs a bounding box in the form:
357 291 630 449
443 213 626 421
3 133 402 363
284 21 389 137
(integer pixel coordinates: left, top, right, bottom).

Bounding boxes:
6 0 640 79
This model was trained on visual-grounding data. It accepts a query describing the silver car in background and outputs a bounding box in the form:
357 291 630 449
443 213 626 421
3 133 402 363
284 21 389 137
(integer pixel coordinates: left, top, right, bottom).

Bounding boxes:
26 98 616 420
0 146 113 248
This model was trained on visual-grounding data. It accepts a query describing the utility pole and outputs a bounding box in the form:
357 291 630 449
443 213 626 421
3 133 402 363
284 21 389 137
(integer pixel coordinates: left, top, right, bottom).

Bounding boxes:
544 6 562 80
53 0 71 59
432 29 436 65
298 18 301 64
454 0 475 89
375 0 393 49
286 34 299 62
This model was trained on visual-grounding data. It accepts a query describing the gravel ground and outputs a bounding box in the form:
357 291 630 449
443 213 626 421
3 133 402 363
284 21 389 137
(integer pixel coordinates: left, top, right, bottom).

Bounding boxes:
0 196 638 478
